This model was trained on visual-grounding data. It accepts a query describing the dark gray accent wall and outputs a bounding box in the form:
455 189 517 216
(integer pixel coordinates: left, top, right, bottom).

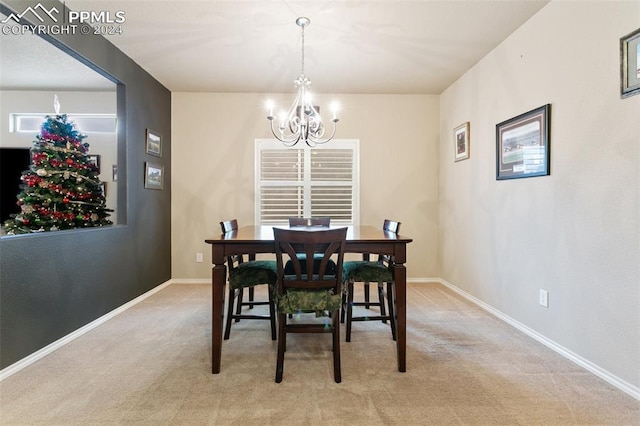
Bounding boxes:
0 0 172 369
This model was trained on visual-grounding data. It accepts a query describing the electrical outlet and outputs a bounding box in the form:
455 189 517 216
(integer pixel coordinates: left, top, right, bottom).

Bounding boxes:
196 252 203 263
539 289 549 308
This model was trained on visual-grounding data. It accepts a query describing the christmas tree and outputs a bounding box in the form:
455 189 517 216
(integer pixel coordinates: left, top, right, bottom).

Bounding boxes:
2 114 112 235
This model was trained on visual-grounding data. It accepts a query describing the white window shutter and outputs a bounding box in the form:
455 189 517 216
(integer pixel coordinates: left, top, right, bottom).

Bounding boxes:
256 140 359 226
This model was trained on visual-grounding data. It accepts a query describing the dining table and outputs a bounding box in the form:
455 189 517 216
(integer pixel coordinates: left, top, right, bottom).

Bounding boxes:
205 225 413 374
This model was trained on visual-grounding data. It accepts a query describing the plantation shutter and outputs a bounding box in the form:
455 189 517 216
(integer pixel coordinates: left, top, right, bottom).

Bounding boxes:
309 149 353 223
256 140 359 226
259 149 304 223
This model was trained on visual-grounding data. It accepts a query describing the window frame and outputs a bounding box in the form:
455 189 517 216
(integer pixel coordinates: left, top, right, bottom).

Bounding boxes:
254 138 360 226
10 113 117 134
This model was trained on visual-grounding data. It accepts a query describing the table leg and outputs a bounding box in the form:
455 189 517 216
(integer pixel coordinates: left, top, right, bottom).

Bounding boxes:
394 263 407 372
212 263 226 374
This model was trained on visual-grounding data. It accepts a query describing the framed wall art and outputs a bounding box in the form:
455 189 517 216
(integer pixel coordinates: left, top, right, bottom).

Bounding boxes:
145 129 162 157
144 162 164 190
454 122 470 162
621 28 640 98
496 104 551 180
88 155 100 173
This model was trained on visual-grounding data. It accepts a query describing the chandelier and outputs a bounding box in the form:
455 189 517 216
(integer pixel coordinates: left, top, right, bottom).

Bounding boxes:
266 17 339 147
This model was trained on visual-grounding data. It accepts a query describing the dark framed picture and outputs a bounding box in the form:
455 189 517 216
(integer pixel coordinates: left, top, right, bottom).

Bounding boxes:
144 162 164 190
454 122 470 162
621 28 640 98
496 104 551 180
88 155 100 173
145 129 162 157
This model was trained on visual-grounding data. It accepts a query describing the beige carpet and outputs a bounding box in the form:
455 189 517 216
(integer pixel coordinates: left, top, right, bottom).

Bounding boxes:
0 282 637 425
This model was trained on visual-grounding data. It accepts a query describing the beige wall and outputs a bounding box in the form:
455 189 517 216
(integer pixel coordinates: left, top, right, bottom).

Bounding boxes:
171 93 440 280
439 1 639 389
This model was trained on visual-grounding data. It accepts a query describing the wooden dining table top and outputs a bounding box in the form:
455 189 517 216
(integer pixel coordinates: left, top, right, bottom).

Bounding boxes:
206 225 413 244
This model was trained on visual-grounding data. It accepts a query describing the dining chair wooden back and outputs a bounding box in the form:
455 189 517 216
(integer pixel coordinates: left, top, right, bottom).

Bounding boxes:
285 217 334 275
273 226 348 383
288 217 331 227
342 219 401 342
220 219 277 340
382 219 400 234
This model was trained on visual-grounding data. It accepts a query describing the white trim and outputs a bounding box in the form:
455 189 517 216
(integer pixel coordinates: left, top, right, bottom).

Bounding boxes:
4 276 637 401
407 278 440 283
436 278 640 401
0 279 173 381
172 278 211 284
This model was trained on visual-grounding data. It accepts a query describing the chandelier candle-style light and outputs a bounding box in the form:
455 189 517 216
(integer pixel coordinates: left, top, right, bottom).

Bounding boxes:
267 17 339 147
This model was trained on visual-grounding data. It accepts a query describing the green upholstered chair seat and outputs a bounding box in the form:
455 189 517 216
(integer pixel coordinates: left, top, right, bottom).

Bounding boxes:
277 288 343 316
229 260 277 289
342 261 393 283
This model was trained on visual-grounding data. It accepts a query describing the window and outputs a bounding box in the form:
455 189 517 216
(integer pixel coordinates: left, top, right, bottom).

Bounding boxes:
255 139 359 226
10 113 117 134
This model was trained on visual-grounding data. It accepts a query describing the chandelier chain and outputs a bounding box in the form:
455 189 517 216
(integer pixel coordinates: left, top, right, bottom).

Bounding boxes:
300 23 305 76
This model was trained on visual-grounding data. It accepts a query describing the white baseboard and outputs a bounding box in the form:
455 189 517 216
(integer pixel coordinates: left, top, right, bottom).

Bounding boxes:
407 278 440 283
436 278 640 401
4 277 638 402
0 279 173 382
171 278 211 284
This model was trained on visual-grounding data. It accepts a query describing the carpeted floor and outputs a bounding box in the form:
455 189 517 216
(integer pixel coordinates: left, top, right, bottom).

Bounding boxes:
0 282 637 425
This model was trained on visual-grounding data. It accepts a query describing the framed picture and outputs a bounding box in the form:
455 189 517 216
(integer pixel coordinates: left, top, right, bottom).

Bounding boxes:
88 155 100 173
112 164 118 182
621 28 640 98
145 129 162 157
454 122 470 162
144 162 164 190
496 104 551 180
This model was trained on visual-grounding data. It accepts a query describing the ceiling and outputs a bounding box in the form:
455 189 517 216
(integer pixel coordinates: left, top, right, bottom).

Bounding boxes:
0 12 116 91
2 0 549 94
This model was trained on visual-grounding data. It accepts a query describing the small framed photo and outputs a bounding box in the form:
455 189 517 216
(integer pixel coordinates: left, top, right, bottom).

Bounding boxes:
144 162 164 190
112 164 118 182
621 28 640 98
496 104 551 180
88 155 100 173
145 129 162 157
454 122 470 162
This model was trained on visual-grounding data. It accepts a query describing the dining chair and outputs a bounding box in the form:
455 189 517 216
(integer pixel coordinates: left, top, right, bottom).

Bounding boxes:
286 216 334 274
288 217 331 227
220 219 277 340
342 219 400 342
273 226 348 383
